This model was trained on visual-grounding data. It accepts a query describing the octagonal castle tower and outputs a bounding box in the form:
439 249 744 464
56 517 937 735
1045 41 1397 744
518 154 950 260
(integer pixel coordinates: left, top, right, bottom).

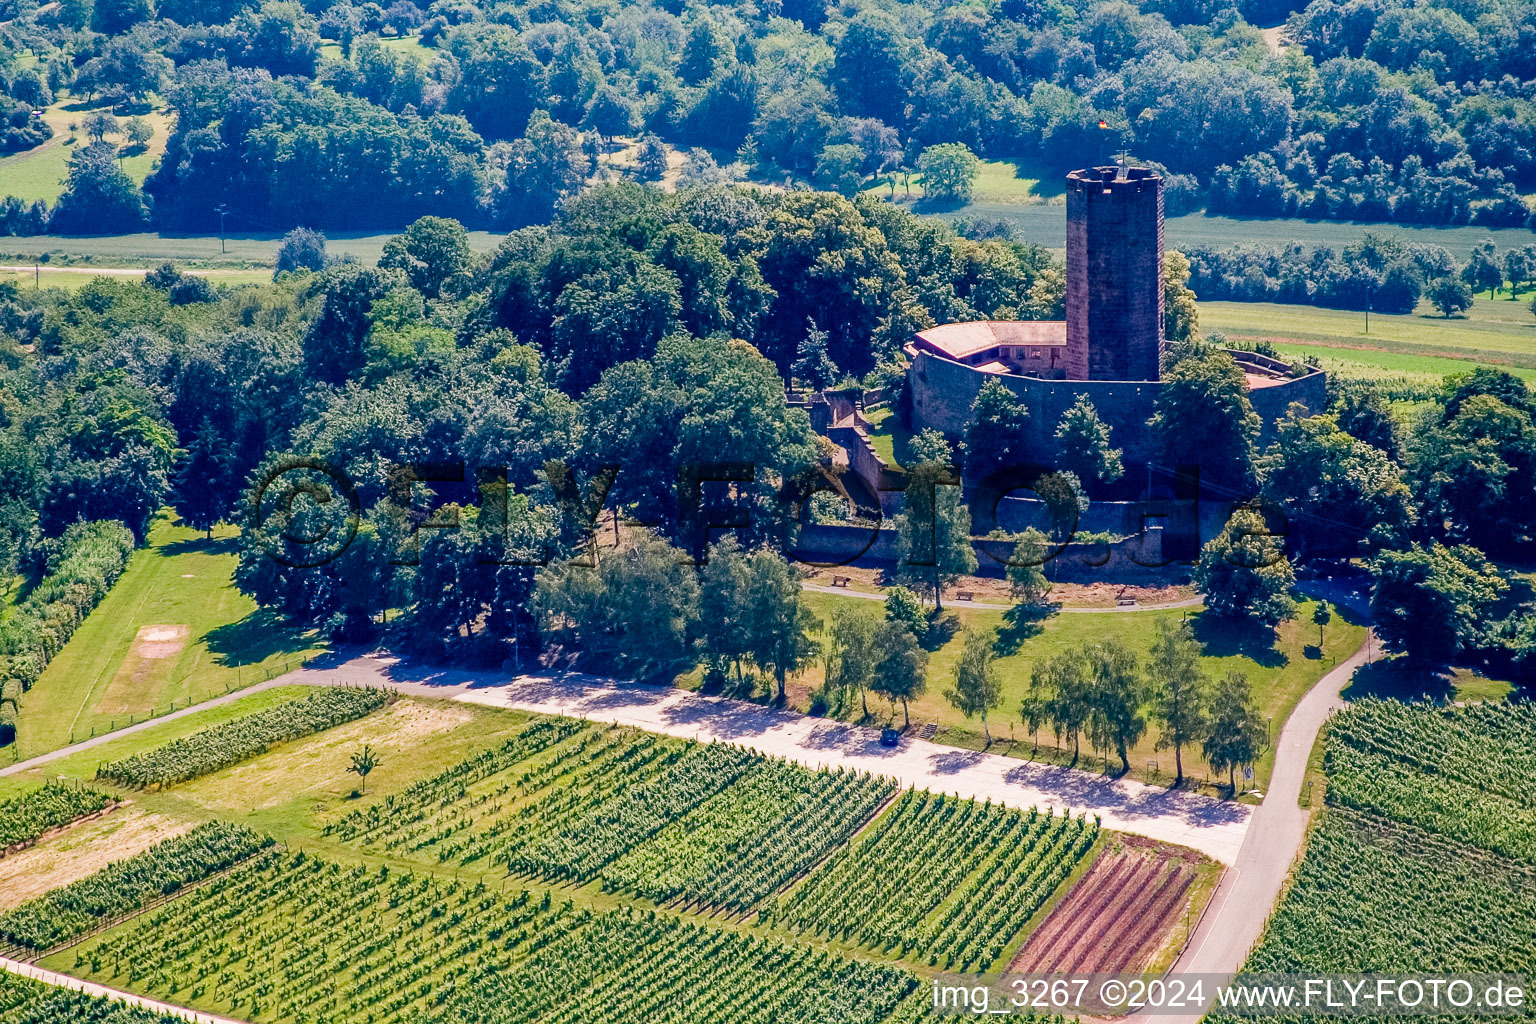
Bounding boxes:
1064 166 1164 382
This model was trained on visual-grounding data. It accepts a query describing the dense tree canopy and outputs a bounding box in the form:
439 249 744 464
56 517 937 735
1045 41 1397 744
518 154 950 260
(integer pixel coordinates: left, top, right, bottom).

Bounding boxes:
6 0 1536 235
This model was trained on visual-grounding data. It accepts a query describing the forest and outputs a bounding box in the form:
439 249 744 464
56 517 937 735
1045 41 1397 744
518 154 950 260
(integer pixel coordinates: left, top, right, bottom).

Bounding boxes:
1 0 1535 233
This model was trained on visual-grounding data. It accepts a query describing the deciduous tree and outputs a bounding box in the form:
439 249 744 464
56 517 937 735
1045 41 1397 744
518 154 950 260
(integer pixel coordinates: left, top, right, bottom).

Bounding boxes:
1148 619 1208 785
945 628 1001 743
1202 671 1267 794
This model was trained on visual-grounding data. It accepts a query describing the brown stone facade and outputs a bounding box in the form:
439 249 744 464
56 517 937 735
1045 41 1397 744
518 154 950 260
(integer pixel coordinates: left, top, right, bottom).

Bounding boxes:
1065 166 1164 382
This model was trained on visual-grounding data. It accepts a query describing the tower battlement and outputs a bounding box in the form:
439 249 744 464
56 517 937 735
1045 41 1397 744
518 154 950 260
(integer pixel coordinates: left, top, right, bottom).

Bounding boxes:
1064 165 1165 382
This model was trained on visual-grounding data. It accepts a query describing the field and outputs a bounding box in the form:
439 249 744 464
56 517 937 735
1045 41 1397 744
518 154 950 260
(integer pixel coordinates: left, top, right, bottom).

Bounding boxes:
97 688 392 790
47 853 918 1024
324 717 910 920
0 691 1174 1024
0 970 175 1024
763 788 1098 969
1008 836 1213 976
0 781 113 850
0 266 276 290
0 230 505 268
1210 700 1536 1023
798 590 1367 794
1201 296 1536 380
0 100 171 205
948 198 1536 259
10 517 325 759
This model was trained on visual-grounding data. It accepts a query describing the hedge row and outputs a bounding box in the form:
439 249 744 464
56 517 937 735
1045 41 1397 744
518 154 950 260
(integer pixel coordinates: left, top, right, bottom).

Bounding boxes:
0 781 114 849
0 521 136 746
0 821 274 951
97 687 393 789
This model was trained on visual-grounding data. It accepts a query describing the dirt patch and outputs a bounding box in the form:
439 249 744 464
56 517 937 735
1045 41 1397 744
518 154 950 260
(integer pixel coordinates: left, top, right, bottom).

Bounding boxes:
133 625 189 658
96 624 190 715
176 699 473 812
0 810 192 910
1008 842 1198 976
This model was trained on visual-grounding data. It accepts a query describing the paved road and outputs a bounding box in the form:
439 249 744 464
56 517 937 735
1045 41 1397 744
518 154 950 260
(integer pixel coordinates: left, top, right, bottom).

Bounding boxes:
802 582 1204 613
4 646 1250 860
1130 629 1375 1024
0 956 244 1024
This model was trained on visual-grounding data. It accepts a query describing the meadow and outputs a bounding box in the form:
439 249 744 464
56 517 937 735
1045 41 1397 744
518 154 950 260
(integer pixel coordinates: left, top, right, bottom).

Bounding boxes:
0 99 171 205
0 267 275 290
861 155 1536 257
10 516 324 760
0 230 505 268
317 33 435 62
1200 296 1536 380
798 590 1368 795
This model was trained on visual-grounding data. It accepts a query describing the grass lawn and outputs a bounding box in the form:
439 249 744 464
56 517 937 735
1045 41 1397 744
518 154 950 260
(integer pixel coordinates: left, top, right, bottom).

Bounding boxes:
1200 295 1536 379
796 590 1367 799
11 516 325 760
0 99 171 205
860 405 910 467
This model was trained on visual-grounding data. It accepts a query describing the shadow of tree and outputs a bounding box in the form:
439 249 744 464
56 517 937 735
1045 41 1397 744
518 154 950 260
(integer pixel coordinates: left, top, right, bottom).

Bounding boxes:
1190 613 1287 668
161 534 239 557
994 602 1056 655
1342 658 1454 703
924 612 962 651
205 609 315 667
913 197 967 215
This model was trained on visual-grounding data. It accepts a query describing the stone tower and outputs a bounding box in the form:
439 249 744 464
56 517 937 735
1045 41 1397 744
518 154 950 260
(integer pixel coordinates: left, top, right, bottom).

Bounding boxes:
1064 166 1164 382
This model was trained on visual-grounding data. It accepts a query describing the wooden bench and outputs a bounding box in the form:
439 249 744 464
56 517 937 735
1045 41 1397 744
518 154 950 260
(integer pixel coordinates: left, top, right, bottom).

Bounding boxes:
1116 597 1136 607
955 591 975 601
830 575 852 588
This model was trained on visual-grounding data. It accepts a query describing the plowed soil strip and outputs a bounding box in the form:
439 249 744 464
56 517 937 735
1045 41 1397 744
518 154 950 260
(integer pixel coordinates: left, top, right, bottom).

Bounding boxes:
1009 848 1195 976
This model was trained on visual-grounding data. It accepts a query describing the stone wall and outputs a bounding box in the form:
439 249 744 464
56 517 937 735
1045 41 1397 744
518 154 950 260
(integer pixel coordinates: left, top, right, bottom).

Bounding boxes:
906 348 1326 466
790 524 1181 581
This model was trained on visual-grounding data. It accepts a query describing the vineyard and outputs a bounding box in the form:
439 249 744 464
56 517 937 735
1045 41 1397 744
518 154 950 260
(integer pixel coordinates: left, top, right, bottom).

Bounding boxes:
326 719 896 911
1325 699 1536 861
1211 699 1536 1024
0 782 113 850
0 822 272 952
1226 808 1536 980
763 790 1100 971
96 687 393 789
58 851 918 1024
0 972 176 1024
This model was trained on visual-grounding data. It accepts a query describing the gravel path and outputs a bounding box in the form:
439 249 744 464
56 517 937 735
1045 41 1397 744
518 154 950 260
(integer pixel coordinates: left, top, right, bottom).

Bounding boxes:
800 582 1204 613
